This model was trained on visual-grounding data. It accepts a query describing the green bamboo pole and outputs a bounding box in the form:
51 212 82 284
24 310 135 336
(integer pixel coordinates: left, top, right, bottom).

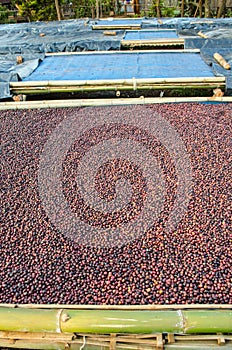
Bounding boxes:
0 308 60 333
182 310 232 334
0 307 231 334
61 310 182 334
61 310 232 334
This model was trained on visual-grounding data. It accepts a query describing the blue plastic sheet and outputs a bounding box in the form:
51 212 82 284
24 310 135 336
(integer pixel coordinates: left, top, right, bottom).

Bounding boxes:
141 17 232 30
0 56 43 98
24 52 215 82
123 29 179 40
92 18 142 27
0 19 124 98
0 20 123 55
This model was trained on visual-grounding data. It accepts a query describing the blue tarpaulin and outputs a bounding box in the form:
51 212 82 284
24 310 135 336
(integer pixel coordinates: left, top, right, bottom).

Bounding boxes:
92 18 142 27
123 30 179 40
24 51 215 82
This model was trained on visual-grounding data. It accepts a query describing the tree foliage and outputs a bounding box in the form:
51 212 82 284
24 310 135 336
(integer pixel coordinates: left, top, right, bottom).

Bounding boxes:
13 0 232 21
15 0 62 21
0 4 9 22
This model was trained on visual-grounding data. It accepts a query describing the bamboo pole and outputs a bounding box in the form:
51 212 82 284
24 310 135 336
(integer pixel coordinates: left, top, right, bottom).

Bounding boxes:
182 310 232 333
9 76 226 96
0 307 231 334
61 310 182 334
98 17 144 20
0 308 60 333
45 49 200 56
9 81 225 95
92 24 141 30
125 29 179 32
213 53 231 70
10 77 225 87
1 96 232 111
103 31 117 36
10 83 223 92
121 38 185 48
9 76 226 98
198 31 208 38
10 82 224 91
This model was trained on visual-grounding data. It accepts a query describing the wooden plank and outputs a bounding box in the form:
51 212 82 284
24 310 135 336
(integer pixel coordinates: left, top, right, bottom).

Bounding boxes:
0 331 74 341
175 334 232 341
0 339 68 350
110 333 116 350
167 333 175 343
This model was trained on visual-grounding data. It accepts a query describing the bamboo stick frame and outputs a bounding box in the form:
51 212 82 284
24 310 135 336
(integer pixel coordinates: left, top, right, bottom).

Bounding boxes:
10 76 226 96
121 29 184 48
1 96 231 111
10 50 224 97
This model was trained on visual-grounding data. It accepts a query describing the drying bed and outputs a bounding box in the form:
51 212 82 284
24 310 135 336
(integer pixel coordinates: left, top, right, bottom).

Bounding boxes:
1 102 231 304
121 29 184 48
9 51 225 96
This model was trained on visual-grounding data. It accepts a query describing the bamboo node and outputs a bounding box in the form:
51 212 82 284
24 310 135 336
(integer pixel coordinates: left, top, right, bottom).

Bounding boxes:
61 312 70 323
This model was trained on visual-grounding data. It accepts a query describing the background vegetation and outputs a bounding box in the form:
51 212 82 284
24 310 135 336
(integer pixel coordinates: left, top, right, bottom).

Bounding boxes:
0 0 231 23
